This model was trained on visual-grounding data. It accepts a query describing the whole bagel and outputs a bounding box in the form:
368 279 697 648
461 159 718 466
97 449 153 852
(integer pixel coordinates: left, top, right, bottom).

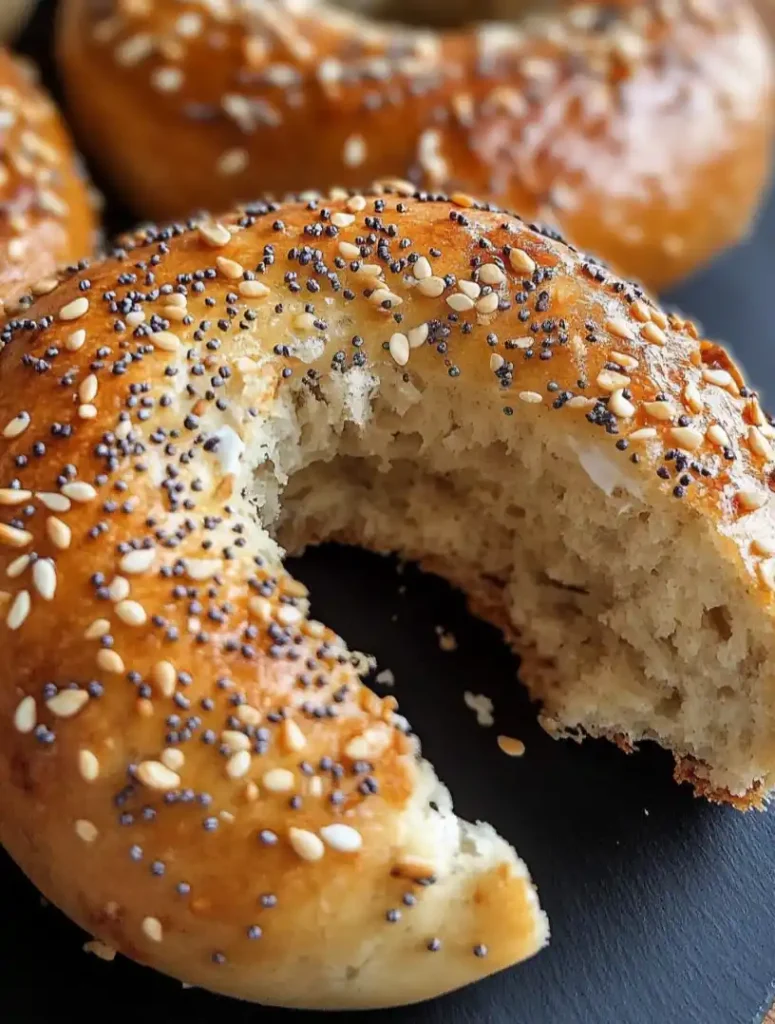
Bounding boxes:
3 188 775 1009
0 49 97 306
57 0 775 291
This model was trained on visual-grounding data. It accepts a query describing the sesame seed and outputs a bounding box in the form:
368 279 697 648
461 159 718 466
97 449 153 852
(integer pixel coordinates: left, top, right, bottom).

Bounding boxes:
643 401 676 422
120 548 156 574
389 333 410 366
508 248 536 275
346 195 367 213
331 212 355 228
32 559 57 601
78 404 98 421
408 323 428 348
2 412 30 439
13 695 36 734
142 917 163 942
226 750 252 780
702 368 733 388
596 370 630 392
75 820 99 843
216 148 249 177
136 761 181 791
479 264 506 286
369 288 402 308
342 134 366 168
683 382 704 414
59 296 89 321
0 523 33 548
281 719 306 753
215 256 244 281
758 560 775 589
628 427 657 442
447 293 474 313
199 222 231 248
239 280 270 299
641 323 666 346
738 490 768 512
288 827 325 862
344 726 391 761
262 768 295 793
152 660 176 698
79 374 99 403
497 735 526 757
0 488 32 505
609 390 635 419
222 730 252 752
116 600 148 627
519 391 543 404
151 331 181 353
669 427 703 452
707 424 731 448
37 491 71 512
46 688 89 718
79 749 100 781
97 649 125 674
65 329 86 351
6 590 30 630
338 241 360 260
61 481 97 502
319 824 362 853
748 426 774 461
184 558 223 581
108 576 130 602
84 618 110 640
476 292 500 314
604 318 635 341
412 257 432 280
417 276 446 298
7 554 30 578
631 299 651 322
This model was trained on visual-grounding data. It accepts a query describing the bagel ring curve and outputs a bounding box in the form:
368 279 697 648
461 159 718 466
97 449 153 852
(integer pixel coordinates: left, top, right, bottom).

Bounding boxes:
57 0 775 291
3 187 775 1008
0 48 97 307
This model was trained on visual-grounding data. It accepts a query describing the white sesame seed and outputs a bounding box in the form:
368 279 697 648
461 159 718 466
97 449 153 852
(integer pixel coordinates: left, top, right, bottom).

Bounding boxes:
566 396 596 410
478 263 506 286
0 524 32 548
59 296 89 321
408 323 428 348
369 289 402 308
508 248 536 275
331 212 355 229
344 726 392 760
641 323 666 346
31 277 58 297
226 750 252 780
97 649 125 674
410 256 432 281
447 293 475 313
43 515 69 551
288 827 325 862
683 382 704 414
262 768 295 793
78 404 98 421
282 719 306 753
458 280 481 301
739 490 768 511
217 147 249 176
61 481 97 503
388 333 410 366
417 276 446 298
222 730 252 753
65 329 86 351
107 576 130 602
79 374 99 403
2 411 30 438
702 368 733 388
355 263 382 279
758 559 775 589
151 65 184 92
343 134 366 168
84 618 110 640
32 559 56 601
198 222 231 248
47 688 89 718
476 292 500 314
748 426 774 461
151 330 180 353
136 761 180 791
320 824 363 853
115 600 147 627
609 390 636 418
6 590 30 630
596 370 630 392
338 241 360 260
236 704 262 726
308 776 323 798
248 595 272 622
239 280 270 299
142 917 163 942
490 353 505 372
7 554 29 578
79 749 100 781
610 351 638 371
0 488 31 505
75 819 99 843
215 256 244 281
669 426 704 451
37 491 71 512
631 299 651 322
628 427 658 441
161 748 185 772
604 318 635 341
120 548 156 574
643 401 676 421
13 695 36 733
519 391 543 404
184 558 223 581
707 424 731 448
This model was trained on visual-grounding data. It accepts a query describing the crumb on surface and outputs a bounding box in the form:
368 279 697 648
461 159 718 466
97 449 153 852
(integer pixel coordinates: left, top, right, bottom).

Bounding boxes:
464 691 494 727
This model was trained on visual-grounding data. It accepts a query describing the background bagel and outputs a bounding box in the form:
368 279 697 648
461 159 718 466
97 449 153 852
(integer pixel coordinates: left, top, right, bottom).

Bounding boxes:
57 0 775 292
3 189 775 1009
0 46 97 307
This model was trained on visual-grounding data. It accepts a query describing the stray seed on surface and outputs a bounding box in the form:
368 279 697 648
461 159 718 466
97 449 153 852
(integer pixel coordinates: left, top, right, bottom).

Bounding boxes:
417 276 446 298
412 256 432 280
476 292 500 314
702 368 733 388
65 329 86 351
707 424 731 448
519 391 543 404
0 488 31 505
331 212 355 228
447 293 474 313
153 661 177 698
605 318 635 341
478 263 506 286
628 427 657 441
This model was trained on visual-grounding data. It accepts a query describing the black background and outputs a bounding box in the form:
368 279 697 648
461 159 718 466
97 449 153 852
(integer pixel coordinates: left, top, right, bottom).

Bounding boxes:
2 3 775 1022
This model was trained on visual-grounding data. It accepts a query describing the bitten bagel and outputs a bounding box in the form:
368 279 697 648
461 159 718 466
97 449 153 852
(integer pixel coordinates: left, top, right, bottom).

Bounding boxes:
0 49 97 306
57 0 775 291
3 187 775 1010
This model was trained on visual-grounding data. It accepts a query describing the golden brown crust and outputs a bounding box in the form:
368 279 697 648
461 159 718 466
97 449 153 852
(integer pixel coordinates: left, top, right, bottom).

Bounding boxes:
4 187 775 1006
57 0 775 290
0 49 97 305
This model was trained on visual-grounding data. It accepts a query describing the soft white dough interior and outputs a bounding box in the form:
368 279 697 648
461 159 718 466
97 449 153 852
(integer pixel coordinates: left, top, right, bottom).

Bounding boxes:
228 364 775 800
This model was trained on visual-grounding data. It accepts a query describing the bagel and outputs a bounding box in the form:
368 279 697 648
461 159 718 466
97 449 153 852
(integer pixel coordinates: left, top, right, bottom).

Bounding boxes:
0 49 97 307
57 0 775 292
4 186 775 1010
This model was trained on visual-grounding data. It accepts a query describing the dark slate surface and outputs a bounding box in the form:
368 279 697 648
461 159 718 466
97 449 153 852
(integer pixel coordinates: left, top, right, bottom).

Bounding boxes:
3 3 775 1021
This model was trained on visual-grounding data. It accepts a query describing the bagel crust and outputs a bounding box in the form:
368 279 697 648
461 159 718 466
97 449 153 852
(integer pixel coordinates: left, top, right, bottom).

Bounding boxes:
0 49 97 307
57 0 774 291
3 188 775 1007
